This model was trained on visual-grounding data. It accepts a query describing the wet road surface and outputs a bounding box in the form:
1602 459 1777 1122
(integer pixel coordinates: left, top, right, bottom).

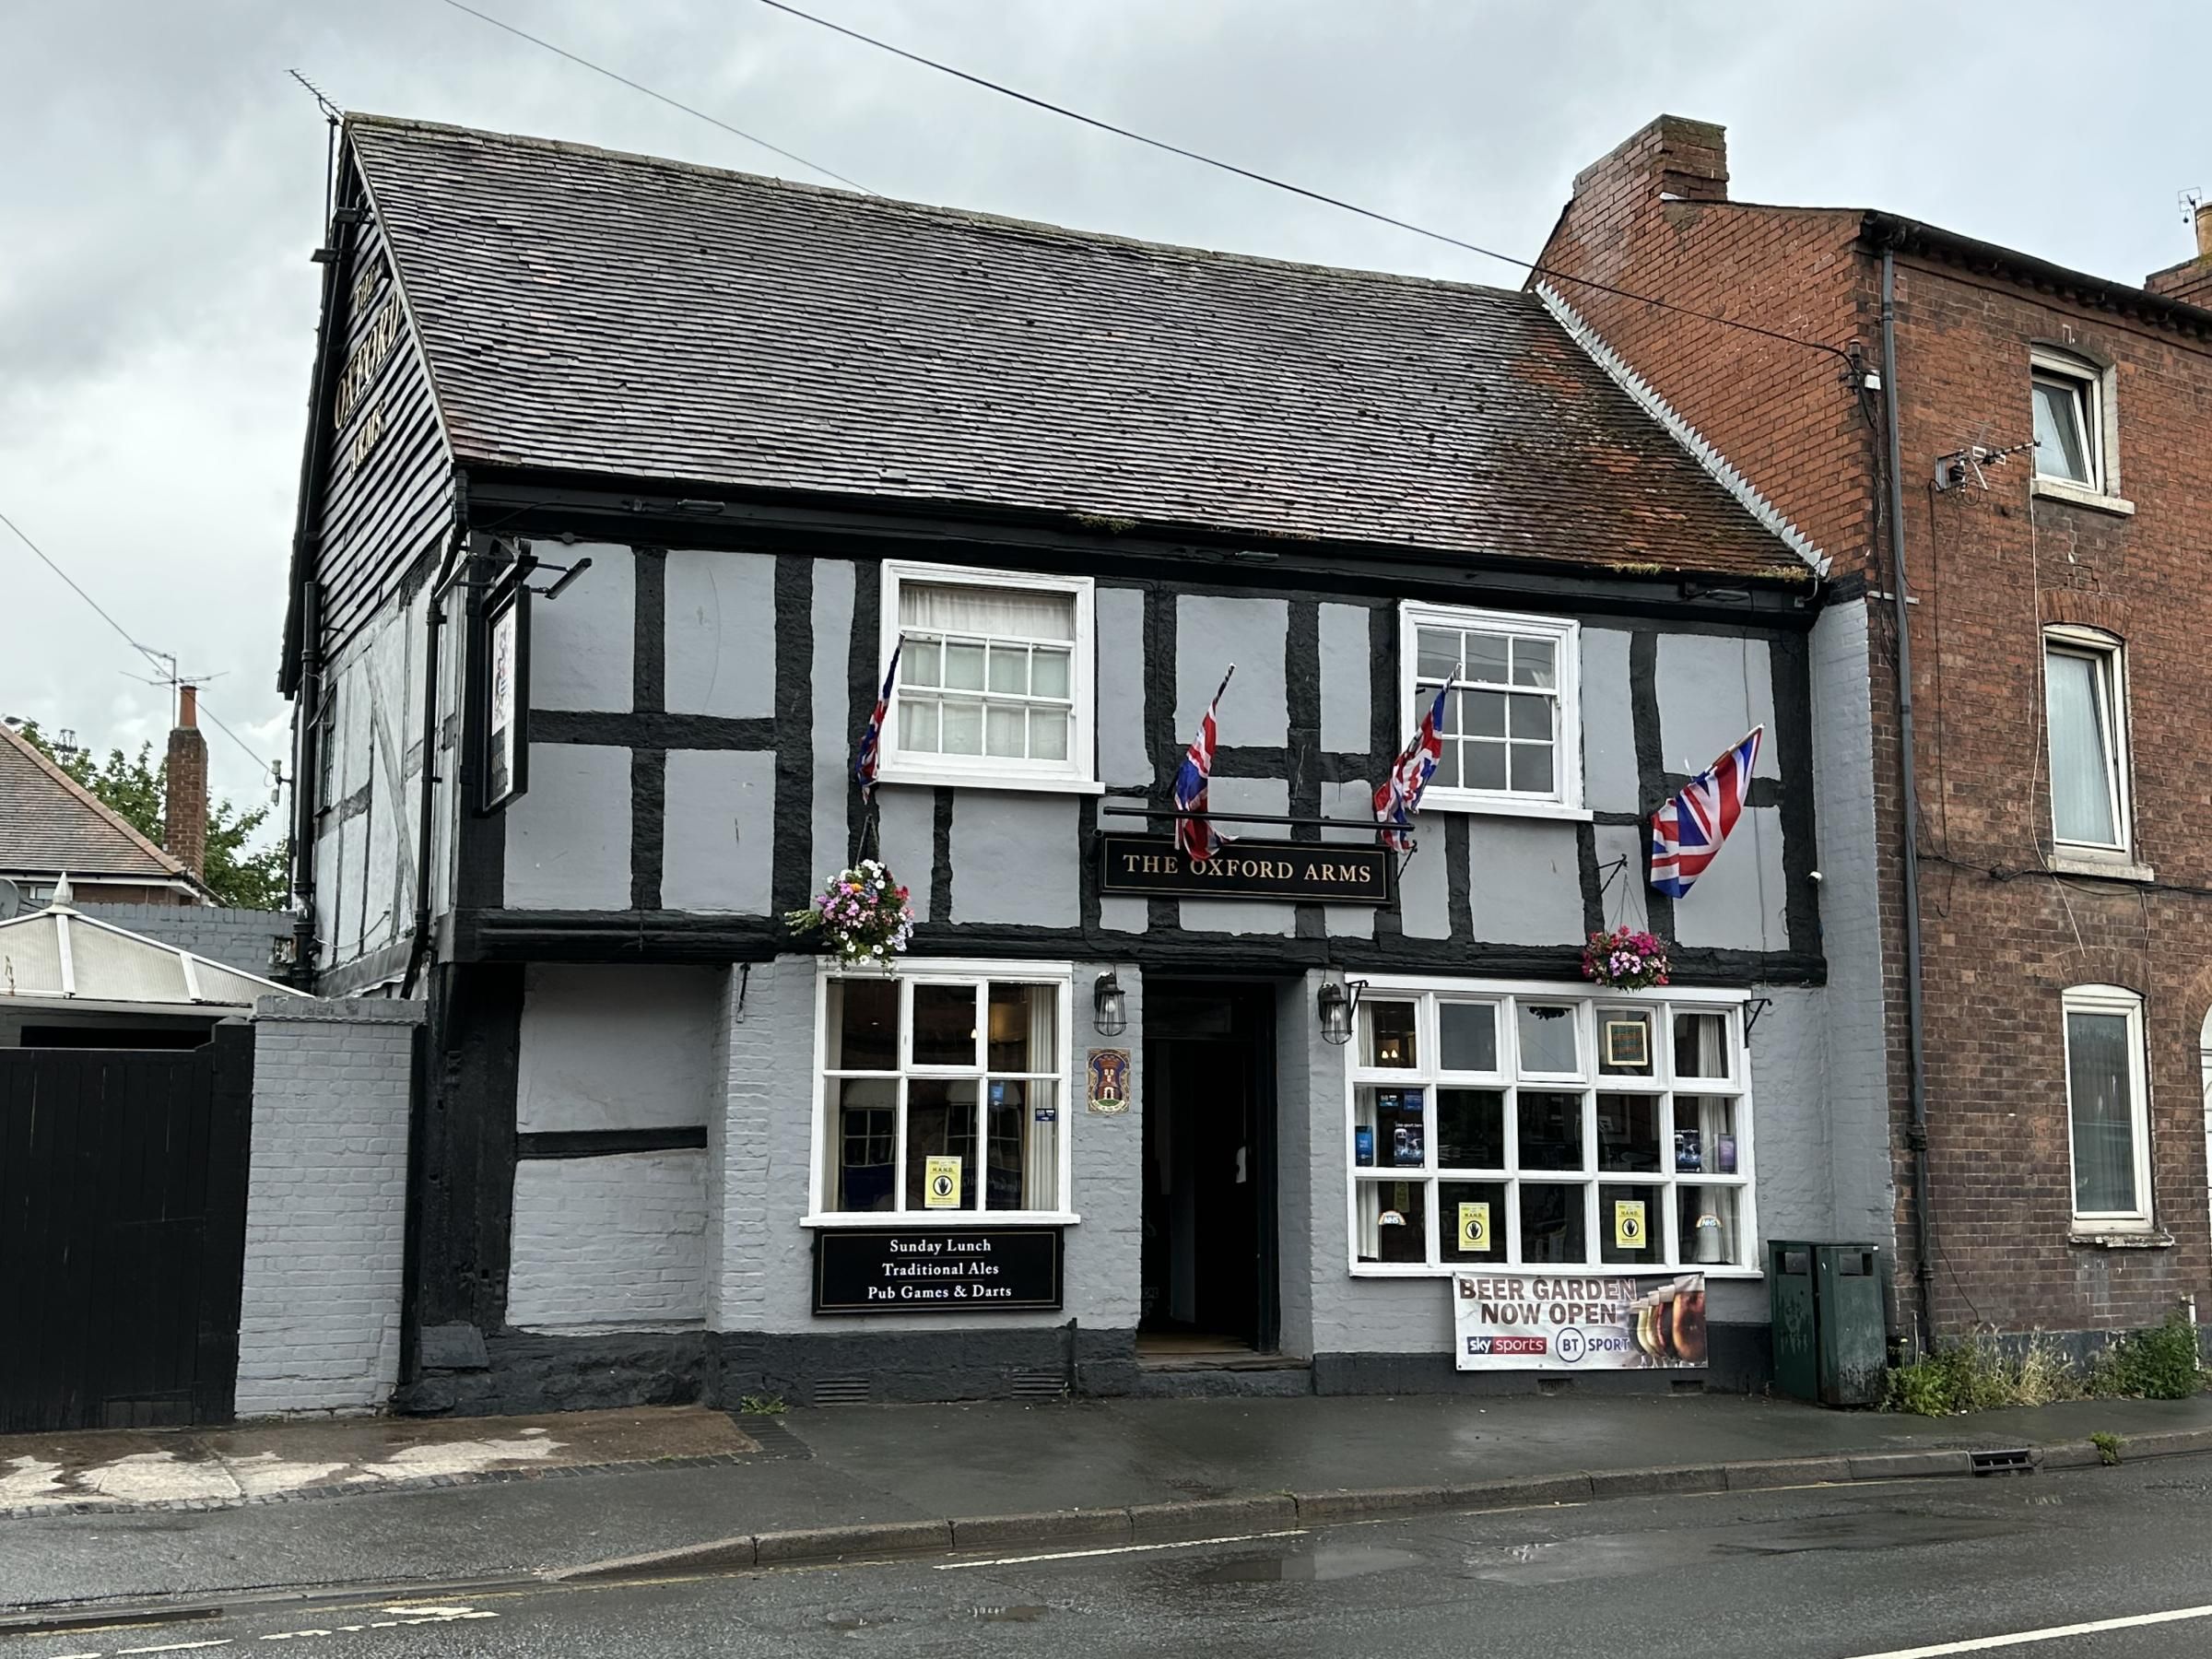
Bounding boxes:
10 1457 2212 1657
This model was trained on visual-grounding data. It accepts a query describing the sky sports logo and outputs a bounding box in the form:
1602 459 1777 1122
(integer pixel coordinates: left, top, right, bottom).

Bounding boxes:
1464 1335 1550 1359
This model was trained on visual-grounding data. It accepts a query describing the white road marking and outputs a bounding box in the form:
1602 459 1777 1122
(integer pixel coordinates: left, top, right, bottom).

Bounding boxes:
934 1529 1306 1570
115 1642 233 1655
1845 1602 2212 1657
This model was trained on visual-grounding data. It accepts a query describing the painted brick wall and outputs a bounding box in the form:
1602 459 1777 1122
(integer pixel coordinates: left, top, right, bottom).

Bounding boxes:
78 902 289 981
233 997 419 1418
507 1151 708 1329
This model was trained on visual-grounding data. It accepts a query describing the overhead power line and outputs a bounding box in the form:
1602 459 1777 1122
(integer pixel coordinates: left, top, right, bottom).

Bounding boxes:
439 0 872 194
753 0 1856 365
0 507 281 778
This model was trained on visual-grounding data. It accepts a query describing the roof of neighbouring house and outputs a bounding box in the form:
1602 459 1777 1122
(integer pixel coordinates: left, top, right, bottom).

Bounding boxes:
344 114 1812 582
0 723 204 894
0 881 299 1010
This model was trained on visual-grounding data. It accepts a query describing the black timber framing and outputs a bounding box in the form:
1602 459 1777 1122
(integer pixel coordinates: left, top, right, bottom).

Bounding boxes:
411 961 524 1338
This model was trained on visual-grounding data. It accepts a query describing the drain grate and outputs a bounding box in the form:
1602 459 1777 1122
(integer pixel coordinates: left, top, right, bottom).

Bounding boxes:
1010 1370 1068 1399
1969 1447 2035 1477
811 1376 872 1406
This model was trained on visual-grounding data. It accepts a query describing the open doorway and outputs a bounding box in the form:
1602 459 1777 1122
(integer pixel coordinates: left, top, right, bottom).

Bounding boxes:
1140 982 1278 1357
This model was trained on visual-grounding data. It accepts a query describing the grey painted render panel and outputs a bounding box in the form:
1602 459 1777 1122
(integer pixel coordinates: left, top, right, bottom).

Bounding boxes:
1469 818 1586 946
1100 896 1148 933
508 1150 709 1330
504 743 632 910
516 964 723 1133
1274 975 1317 1359
872 785 935 918
662 749 776 913
1396 814 1452 940
1319 603 1372 754
664 548 777 718
1097 585 1149 789
1656 631 1779 779
810 560 855 889
1739 985 1836 1279
1179 777 1295 936
1669 805 1787 951
1581 628 1640 814
1176 594 1288 747
1322 780 1377 940
530 543 635 713
1591 822 1652 935
948 793 1081 928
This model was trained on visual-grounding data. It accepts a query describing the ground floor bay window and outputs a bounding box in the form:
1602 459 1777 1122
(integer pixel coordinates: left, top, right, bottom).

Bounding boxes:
810 960 1076 1222
1345 981 1756 1277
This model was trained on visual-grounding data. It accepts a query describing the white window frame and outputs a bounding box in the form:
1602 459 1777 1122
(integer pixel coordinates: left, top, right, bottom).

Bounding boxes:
806 957 1079 1227
2030 347 2133 514
2061 983 2153 1231
1396 602 1586 819
1341 977 1758 1279
877 560 1100 794
2041 626 2133 859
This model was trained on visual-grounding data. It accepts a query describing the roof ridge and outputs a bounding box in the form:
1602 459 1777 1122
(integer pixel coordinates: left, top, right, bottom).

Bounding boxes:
0 722 197 888
343 112 1534 302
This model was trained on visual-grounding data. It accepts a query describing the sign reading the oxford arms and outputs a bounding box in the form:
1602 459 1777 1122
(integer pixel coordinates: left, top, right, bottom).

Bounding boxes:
1099 835 1390 904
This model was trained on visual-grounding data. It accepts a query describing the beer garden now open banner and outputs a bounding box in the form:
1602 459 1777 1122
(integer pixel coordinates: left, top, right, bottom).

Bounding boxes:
1452 1270 1708 1371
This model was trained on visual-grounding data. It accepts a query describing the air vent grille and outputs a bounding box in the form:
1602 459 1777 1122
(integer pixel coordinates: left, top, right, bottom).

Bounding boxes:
1010 1370 1068 1399
811 1376 872 1406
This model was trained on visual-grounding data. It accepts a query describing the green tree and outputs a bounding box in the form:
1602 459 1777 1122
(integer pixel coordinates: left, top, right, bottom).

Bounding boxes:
13 722 289 912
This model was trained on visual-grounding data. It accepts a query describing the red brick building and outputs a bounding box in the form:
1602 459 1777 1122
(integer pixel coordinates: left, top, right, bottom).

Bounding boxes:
1537 116 2212 1349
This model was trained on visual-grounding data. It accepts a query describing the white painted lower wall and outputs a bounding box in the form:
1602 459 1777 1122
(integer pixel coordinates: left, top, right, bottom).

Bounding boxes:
507 1150 710 1330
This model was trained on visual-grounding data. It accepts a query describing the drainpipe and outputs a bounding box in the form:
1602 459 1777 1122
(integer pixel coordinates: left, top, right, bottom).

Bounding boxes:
400 475 472 1000
1880 247 1936 1351
290 582 323 988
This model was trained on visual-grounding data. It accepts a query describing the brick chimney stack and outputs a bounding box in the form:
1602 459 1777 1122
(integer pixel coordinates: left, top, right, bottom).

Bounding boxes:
165 684 208 881
2145 201 2212 308
1571 114 1731 213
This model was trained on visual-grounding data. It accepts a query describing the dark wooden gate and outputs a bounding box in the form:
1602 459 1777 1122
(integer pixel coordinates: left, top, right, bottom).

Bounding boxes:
0 1023 252 1431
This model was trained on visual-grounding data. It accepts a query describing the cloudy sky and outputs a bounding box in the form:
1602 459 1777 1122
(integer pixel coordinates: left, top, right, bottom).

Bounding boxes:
5 0 2207 841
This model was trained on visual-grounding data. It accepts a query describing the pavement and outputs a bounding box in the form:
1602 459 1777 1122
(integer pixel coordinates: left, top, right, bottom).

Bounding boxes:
6 1389 2212 1617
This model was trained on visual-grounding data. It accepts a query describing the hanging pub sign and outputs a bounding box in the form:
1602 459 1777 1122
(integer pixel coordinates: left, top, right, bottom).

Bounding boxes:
1098 835 1390 904
813 1227 1064 1315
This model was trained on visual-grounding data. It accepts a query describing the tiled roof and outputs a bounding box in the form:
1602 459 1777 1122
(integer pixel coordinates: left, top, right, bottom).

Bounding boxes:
349 116 1809 582
0 724 193 886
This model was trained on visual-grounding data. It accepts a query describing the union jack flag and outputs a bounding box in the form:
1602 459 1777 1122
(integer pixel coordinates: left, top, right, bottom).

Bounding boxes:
1171 665 1234 862
1374 681 1451 852
854 641 901 802
1651 725 1763 899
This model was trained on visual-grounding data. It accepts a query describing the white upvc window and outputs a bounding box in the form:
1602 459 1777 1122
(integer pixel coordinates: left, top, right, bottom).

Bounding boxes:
1397 603 1583 818
808 959 1077 1226
2030 347 2129 512
877 561 1098 793
2062 984 2153 1230
2041 628 2131 855
1344 980 1756 1277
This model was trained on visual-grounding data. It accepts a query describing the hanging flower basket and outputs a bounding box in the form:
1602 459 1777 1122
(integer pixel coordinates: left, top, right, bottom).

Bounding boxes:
786 858 916 967
1581 925 1670 991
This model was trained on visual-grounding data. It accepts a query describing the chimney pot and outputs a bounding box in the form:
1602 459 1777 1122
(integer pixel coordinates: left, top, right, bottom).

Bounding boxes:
2196 202 2212 261
179 684 198 729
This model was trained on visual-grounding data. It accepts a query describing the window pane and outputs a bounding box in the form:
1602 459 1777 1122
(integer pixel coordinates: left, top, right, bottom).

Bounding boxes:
1519 1183 1587 1264
2068 1009 2139 1214
987 644 1028 695
1517 1090 1584 1171
985 704 1026 758
1354 1179 1429 1265
1680 1184 1743 1267
1031 648 1071 700
1465 689 1507 737
905 1079 980 1210
986 982 1056 1072
943 640 987 691
941 700 983 755
905 637 942 687
900 581 1074 641
1512 637 1556 689
1673 1011 1730 1078
1518 1003 1579 1073
829 977 900 1071
1597 1093 1662 1172
912 983 978 1065
1030 708 1070 761
1438 1003 1498 1072
1438 1088 1504 1168
1673 1096 1741 1174
1465 633 1511 685
985 1078 1039 1211
1361 1001 1418 1068
1600 1182 1663 1265
2032 376 2091 484
830 1079 896 1212
2045 650 2118 845
1417 628 1461 680
1507 694 1549 738
1509 742 1555 795
1599 1010 1653 1077
898 696 939 753
1465 741 1507 791
1441 1180 1506 1264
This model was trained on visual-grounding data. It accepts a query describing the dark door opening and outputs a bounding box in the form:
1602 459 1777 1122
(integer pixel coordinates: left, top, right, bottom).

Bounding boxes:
1140 982 1278 1355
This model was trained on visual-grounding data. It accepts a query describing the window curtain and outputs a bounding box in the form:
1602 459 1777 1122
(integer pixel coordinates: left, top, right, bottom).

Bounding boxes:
1026 989 1058 1209
2045 651 2116 843
2067 1009 2137 1214
900 582 1074 641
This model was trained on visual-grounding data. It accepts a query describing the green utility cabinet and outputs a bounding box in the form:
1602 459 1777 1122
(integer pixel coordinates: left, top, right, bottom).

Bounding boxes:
1769 1241 1888 1407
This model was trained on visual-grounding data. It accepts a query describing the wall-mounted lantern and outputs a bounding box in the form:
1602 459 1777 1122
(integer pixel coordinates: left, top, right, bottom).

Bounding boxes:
1318 971 1367 1047
1093 970 1128 1037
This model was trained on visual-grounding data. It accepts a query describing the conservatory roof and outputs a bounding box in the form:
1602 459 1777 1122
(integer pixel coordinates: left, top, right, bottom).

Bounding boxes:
0 879 300 1013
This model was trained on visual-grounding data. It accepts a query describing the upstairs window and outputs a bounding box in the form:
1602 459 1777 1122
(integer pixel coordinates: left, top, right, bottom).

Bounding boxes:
1399 603 1583 816
880 562 1096 792
2042 628 2130 853
2029 347 2124 507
